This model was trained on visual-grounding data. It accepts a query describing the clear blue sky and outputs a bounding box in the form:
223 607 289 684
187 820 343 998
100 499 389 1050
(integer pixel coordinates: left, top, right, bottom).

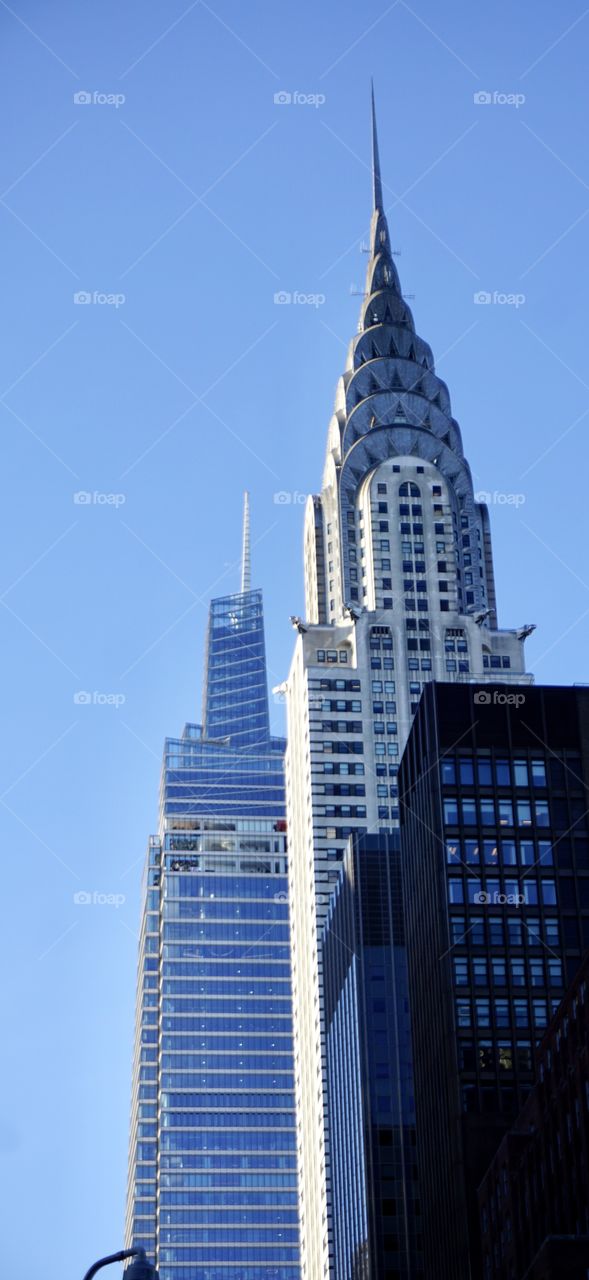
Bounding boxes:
1 2 588 1276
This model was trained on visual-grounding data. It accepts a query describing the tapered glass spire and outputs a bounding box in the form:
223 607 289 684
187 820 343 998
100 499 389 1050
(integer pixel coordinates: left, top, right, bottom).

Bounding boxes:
241 489 251 593
202 496 271 749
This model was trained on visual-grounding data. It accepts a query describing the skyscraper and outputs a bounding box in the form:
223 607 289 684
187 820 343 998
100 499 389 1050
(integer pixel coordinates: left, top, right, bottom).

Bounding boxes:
399 681 589 1276
126 497 300 1280
322 833 422 1278
284 90 534 1278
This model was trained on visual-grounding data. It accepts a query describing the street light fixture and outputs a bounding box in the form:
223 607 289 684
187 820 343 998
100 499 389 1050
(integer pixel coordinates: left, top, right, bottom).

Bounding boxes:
83 1248 158 1280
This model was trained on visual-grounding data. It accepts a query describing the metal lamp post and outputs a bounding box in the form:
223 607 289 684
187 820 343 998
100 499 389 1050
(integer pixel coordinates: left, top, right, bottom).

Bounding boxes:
83 1247 158 1280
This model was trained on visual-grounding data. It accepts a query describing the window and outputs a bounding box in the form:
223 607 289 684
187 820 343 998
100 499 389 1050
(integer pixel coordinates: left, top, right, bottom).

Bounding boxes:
462 798 477 825
535 801 550 827
519 840 535 866
514 760 528 787
496 760 510 786
445 839 460 870
542 880 557 905
480 799 495 826
488 917 503 946
443 760 457 784
492 958 506 986
450 915 466 944
517 800 532 826
498 799 514 827
495 1000 510 1028
448 880 464 904
500 840 516 865
476 998 490 1027
533 999 548 1028
456 999 471 1027
460 759 474 786
478 760 493 786
531 760 547 788
513 999 528 1027
511 959 525 987
538 840 553 866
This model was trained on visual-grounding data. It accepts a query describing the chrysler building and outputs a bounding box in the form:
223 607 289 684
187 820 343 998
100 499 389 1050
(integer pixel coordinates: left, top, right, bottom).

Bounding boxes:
284 89 533 1279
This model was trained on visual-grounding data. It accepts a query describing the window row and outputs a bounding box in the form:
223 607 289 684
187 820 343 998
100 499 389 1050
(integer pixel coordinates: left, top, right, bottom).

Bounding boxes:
444 797 550 827
453 954 562 988
442 757 547 788
455 995 560 1029
446 838 553 867
447 876 557 905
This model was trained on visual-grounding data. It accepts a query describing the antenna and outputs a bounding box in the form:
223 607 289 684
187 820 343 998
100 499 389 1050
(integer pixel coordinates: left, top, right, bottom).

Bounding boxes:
241 490 251 593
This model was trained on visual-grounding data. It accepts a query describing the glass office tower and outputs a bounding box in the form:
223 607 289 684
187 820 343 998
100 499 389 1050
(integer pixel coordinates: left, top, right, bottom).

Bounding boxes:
322 834 422 1278
399 681 589 1279
126 497 300 1280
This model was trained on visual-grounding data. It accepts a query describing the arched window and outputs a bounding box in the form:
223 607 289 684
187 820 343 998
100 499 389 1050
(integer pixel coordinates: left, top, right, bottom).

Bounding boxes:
399 481 420 497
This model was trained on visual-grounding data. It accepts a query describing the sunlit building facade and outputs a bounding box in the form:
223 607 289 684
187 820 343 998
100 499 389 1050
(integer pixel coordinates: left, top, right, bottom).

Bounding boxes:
284 92 534 1278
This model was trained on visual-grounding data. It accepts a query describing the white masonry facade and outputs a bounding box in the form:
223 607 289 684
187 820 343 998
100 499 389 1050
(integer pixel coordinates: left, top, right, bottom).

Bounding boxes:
284 94 534 1280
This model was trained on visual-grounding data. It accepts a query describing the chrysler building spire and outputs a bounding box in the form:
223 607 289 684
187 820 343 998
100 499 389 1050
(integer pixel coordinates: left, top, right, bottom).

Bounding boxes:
371 79 384 212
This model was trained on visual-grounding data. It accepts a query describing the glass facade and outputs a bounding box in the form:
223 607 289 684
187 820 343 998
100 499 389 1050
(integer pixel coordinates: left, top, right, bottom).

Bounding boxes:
322 834 422 1279
202 589 272 750
399 682 589 1280
126 583 300 1280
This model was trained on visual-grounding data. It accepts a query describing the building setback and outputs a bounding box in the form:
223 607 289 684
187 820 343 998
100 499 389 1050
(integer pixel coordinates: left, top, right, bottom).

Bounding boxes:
321 833 423 1278
125 498 300 1280
399 681 589 1279
284 89 532 1278
478 951 589 1280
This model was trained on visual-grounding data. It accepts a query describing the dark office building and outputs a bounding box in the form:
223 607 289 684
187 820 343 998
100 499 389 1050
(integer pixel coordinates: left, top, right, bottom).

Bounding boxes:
478 950 589 1280
321 834 423 1279
399 683 589 1280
